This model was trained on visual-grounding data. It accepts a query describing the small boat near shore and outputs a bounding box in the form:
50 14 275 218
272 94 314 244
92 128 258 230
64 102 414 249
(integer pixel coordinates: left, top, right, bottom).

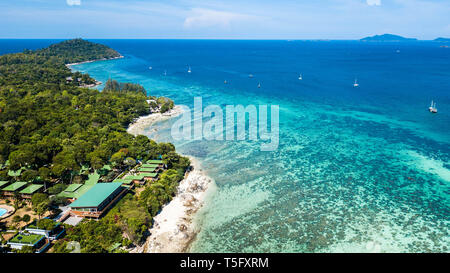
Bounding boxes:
353 79 359 87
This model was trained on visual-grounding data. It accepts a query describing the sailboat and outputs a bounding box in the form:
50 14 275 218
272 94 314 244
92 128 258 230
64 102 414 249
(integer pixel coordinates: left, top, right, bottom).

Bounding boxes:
429 100 438 113
298 74 303 80
353 79 359 87
187 66 192 73
257 82 261 88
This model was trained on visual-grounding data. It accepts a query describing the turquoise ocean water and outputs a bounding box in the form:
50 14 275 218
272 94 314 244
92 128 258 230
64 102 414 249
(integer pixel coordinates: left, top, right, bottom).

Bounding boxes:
2 40 448 252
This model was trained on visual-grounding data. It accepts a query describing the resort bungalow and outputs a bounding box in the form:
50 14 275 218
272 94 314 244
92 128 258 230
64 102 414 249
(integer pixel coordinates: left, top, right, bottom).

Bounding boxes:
1 182 28 198
139 166 158 173
113 178 135 189
19 184 44 199
146 159 165 168
25 220 65 240
7 232 50 253
69 182 127 219
57 183 83 199
142 172 159 182
0 181 10 190
123 174 147 185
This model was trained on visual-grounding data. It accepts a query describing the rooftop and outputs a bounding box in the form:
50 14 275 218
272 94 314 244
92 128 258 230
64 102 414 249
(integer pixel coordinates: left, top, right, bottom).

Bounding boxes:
9 233 44 245
142 172 158 178
113 179 133 185
146 160 163 164
70 182 123 208
0 181 10 189
20 184 44 195
85 171 100 185
64 184 83 192
8 169 22 177
2 181 27 192
123 174 146 180
139 167 157 172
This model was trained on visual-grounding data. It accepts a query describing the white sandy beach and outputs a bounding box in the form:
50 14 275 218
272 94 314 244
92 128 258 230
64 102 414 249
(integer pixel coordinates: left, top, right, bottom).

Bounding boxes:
65 55 124 68
126 105 215 253
127 105 185 136
142 157 215 253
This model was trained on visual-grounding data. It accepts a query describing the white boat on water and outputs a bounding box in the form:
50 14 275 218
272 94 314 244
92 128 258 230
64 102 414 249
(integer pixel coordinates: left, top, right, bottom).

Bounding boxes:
353 79 359 87
149 66 152 70
187 66 192 73
429 100 438 113
257 82 261 88
249 74 254 78
298 74 303 80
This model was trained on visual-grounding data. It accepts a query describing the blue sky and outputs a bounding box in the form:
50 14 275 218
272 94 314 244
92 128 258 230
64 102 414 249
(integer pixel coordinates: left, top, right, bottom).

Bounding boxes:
1 0 449 39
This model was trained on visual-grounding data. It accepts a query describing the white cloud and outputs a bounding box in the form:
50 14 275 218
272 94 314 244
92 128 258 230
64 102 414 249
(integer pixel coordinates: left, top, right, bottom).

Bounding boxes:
183 8 252 29
366 0 381 6
67 0 81 6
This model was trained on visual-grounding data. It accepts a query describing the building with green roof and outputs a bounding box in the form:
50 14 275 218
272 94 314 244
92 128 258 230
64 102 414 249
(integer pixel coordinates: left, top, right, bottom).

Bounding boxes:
147 159 163 164
69 182 127 218
8 232 50 253
0 181 10 189
85 171 100 185
57 184 83 198
8 168 23 177
142 163 159 168
139 166 157 173
113 179 134 189
2 182 28 196
20 184 44 198
123 174 146 180
142 172 158 178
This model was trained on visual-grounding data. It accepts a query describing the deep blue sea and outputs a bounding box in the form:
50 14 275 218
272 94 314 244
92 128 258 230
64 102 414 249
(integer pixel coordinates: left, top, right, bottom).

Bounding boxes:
1 39 449 252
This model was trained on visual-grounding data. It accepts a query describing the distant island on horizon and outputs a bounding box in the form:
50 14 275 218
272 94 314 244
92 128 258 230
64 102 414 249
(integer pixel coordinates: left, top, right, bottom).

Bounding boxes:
360 34 450 42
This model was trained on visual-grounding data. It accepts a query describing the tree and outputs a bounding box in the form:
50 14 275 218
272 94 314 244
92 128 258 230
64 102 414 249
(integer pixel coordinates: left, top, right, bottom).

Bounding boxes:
12 215 21 223
34 202 48 220
48 184 67 195
38 167 51 181
21 169 39 182
22 214 31 223
110 151 126 166
31 193 49 219
17 245 34 253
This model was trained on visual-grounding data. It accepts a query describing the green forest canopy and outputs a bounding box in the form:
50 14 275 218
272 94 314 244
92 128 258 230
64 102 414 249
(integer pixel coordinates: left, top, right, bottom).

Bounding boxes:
0 39 177 182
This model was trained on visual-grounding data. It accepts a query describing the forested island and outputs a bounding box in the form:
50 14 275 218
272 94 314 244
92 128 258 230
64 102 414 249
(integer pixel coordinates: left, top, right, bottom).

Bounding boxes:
360 34 418 42
0 39 188 253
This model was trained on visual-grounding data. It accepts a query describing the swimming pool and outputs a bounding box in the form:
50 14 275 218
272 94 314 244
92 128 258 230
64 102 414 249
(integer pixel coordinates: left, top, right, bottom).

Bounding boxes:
0 208 7 217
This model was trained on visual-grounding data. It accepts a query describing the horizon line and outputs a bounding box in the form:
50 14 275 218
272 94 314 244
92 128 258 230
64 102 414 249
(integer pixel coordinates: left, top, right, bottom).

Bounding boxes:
0 37 447 41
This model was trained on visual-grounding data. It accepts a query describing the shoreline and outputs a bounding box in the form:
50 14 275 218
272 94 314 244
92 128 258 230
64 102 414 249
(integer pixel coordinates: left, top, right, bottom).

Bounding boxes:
66 55 124 89
127 105 185 136
65 55 124 68
126 105 215 253
142 157 215 253
126 107 215 253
